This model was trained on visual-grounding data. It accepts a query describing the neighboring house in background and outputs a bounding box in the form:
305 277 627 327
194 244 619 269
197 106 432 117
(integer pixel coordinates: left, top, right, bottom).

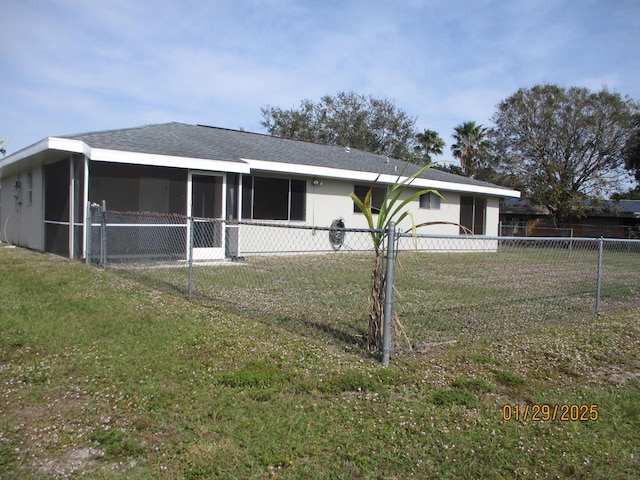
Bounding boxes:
500 198 640 238
0 122 520 260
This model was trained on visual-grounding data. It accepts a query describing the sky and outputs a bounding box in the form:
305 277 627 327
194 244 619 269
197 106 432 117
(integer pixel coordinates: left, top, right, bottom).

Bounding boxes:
1 0 639 163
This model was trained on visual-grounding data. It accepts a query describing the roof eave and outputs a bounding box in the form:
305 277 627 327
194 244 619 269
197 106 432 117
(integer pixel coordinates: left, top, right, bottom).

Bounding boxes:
0 137 251 177
0 137 90 178
89 148 250 173
243 158 521 198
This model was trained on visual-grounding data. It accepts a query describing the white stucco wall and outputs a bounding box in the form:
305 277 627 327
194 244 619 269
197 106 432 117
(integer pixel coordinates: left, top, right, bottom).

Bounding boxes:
307 178 463 233
236 176 502 255
0 168 45 250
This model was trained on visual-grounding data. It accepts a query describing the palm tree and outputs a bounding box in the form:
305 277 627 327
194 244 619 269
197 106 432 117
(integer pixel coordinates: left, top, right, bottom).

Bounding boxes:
413 129 445 164
451 121 490 176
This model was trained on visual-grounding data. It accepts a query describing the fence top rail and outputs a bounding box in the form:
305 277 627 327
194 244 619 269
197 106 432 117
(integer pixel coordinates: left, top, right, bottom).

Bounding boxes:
104 210 188 220
99 208 639 244
100 213 384 234
396 232 640 244
228 220 384 234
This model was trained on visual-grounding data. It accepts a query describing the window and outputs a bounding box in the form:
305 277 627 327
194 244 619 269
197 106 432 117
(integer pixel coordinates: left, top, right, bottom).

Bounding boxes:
242 175 306 221
460 196 486 234
353 185 386 214
419 192 440 210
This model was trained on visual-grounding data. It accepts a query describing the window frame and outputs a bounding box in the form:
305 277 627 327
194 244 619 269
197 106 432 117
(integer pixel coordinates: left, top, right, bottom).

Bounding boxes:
459 196 486 235
419 191 441 210
242 175 306 221
353 185 386 214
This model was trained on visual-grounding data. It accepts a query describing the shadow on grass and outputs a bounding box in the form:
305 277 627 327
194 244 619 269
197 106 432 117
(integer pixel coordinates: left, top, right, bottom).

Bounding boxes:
273 315 368 351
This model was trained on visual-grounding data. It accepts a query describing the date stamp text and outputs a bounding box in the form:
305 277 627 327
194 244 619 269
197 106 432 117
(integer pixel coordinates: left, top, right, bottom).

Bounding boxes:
502 404 599 421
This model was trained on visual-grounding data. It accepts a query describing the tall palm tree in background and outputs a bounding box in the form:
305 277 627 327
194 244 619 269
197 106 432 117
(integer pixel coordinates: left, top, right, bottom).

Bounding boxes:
412 129 445 165
451 121 490 177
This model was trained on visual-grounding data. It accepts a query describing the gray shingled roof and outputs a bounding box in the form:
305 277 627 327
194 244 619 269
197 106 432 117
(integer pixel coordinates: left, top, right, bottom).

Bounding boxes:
502 197 640 217
62 122 507 190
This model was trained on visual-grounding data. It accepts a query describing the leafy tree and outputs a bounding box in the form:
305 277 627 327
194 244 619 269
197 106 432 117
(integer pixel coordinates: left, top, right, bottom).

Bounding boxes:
432 163 466 176
611 187 640 200
451 121 490 177
260 91 417 159
489 84 638 226
411 129 445 165
623 113 640 184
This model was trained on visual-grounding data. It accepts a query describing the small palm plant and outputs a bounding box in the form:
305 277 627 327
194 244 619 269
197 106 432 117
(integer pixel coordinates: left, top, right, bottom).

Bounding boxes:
350 163 449 353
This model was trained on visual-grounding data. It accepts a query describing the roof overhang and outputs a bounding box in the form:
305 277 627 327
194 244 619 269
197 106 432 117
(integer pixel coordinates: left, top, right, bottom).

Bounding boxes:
243 158 521 198
0 137 250 178
88 147 250 173
1 136 520 199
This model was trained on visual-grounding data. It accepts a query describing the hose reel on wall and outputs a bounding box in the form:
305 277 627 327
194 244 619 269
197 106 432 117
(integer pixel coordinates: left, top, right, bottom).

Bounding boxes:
329 218 345 250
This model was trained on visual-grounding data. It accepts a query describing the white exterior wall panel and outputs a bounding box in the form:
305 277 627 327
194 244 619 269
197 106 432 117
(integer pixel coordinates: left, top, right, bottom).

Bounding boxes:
237 177 501 255
0 168 45 251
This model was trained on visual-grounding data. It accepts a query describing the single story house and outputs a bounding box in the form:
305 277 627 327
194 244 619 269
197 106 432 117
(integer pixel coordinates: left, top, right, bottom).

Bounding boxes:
0 122 520 260
500 198 640 238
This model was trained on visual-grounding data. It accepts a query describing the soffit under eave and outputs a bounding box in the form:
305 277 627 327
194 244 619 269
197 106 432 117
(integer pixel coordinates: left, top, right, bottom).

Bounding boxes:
0 149 79 180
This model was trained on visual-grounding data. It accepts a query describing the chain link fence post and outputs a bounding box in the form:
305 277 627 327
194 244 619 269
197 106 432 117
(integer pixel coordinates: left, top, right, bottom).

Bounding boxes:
596 237 604 316
382 221 396 366
100 200 107 268
188 216 194 296
85 202 92 265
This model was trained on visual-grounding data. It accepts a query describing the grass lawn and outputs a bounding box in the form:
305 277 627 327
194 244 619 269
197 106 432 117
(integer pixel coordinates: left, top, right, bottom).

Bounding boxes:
1 245 639 479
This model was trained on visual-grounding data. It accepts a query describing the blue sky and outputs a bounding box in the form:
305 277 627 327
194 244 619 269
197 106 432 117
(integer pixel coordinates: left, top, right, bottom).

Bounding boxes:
1 0 639 162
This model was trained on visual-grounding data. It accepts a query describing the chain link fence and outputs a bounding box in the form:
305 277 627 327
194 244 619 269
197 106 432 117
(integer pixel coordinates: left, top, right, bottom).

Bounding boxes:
87 204 640 362
500 221 640 239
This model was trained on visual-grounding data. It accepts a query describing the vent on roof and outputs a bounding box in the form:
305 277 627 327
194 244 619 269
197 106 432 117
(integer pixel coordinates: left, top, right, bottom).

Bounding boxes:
345 147 350 153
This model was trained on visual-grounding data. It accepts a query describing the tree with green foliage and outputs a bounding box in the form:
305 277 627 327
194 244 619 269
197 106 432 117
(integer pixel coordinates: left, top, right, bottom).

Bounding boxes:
623 113 640 184
451 121 490 177
260 91 417 160
432 162 466 176
611 188 640 200
411 129 446 165
489 84 639 226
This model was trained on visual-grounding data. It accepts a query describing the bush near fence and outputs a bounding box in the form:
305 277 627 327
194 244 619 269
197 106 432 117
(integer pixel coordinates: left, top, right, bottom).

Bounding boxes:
89 209 640 362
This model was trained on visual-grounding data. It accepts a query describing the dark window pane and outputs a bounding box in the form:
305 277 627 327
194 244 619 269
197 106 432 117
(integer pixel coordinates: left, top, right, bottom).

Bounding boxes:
459 196 486 235
45 159 70 222
192 175 222 218
420 192 441 209
353 185 385 214
242 175 253 219
474 197 486 234
290 179 306 221
226 173 239 221
253 177 289 220
354 185 369 213
89 162 187 214
460 196 474 234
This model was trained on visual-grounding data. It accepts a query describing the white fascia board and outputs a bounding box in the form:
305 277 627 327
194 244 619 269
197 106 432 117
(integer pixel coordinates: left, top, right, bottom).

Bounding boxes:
48 137 92 155
0 136 250 175
0 137 87 178
0 138 60 171
243 158 521 198
90 148 250 174
411 177 521 198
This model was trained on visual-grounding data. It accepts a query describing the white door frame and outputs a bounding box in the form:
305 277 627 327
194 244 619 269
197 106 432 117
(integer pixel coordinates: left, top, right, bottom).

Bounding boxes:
187 171 226 260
